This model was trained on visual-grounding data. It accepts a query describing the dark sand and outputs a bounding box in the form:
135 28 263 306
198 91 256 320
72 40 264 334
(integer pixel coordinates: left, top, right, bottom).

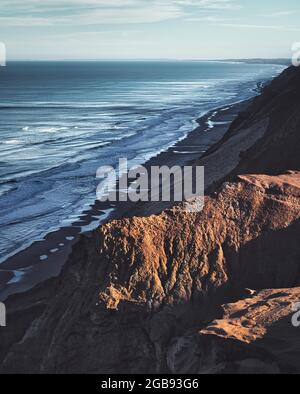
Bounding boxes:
0 99 249 301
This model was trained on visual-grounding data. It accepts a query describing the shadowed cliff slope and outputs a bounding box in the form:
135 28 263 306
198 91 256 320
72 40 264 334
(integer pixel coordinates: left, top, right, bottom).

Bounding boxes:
204 65 300 183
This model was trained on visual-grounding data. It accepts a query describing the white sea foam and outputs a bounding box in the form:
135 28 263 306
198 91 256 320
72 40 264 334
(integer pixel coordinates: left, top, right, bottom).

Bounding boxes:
2 139 22 145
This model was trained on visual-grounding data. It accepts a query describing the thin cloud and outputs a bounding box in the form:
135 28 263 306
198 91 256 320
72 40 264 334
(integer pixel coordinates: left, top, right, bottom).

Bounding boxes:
264 11 295 17
186 15 239 22
0 0 240 26
170 0 240 8
219 22 300 32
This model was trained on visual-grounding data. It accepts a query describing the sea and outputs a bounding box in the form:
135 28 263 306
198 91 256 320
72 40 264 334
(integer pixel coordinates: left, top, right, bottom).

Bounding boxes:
0 60 285 262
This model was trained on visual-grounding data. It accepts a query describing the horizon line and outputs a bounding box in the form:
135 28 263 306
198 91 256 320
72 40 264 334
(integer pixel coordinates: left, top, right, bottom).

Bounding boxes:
4 57 290 62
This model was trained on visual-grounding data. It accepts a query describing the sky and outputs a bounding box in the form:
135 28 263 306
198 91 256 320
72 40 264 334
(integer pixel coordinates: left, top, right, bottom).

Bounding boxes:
0 0 299 60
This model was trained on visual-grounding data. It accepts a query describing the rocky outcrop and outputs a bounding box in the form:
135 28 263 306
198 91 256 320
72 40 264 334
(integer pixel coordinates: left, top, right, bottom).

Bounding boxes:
167 287 300 374
1 171 300 373
97 171 300 311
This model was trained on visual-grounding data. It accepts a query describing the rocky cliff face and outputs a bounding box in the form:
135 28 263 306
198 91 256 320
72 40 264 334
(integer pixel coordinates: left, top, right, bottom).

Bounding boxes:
1 66 300 374
1 171 300 373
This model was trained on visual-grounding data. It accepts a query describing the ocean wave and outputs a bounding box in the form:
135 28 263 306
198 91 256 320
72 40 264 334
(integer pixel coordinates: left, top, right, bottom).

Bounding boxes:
22 126 69 133
1 139 23 145
0 103 138 110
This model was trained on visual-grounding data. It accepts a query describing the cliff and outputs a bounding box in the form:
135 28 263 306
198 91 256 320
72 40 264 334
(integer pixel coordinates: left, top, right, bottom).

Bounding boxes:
204 64 300 185
1 66 300 374
168 287 300 374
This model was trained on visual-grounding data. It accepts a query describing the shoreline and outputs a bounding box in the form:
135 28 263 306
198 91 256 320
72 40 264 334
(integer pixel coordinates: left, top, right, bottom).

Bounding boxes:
0 98 250 301
1 62 299 374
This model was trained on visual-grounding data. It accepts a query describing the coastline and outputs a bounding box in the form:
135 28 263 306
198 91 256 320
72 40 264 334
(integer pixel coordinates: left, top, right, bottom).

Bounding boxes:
0 98 250 301
2 63 300 374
